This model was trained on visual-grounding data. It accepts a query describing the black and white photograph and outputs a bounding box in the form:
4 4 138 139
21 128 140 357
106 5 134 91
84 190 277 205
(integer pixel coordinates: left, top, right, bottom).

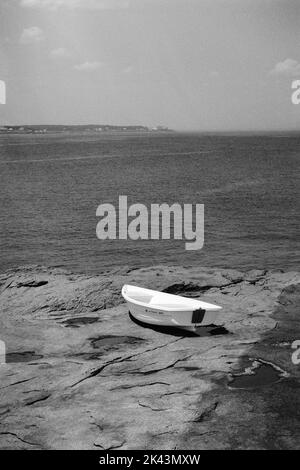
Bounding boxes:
0 0 299 456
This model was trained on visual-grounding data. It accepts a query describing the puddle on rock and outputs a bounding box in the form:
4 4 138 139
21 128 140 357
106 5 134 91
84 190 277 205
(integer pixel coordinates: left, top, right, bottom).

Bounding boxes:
6 351 44 363
62 317 100 328
229 362 282 389
90 335 144 349
69 336 144 362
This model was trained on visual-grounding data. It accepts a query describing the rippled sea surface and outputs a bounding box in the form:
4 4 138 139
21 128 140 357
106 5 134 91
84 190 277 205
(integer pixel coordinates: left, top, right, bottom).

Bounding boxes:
0 132 299 274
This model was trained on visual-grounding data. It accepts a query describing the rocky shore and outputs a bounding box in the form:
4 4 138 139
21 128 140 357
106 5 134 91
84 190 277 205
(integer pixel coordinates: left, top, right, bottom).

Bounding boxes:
0 265 299 449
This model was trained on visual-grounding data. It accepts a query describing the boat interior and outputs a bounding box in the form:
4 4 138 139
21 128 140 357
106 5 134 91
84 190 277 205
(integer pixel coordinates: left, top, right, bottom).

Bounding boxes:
126 289 194 309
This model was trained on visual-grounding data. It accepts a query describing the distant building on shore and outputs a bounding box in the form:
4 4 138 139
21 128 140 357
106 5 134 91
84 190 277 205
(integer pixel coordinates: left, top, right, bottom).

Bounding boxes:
151 125 170 131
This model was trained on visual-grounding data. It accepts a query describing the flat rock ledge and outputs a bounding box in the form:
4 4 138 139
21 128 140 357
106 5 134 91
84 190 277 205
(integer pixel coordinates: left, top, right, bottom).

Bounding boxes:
0 265 299 450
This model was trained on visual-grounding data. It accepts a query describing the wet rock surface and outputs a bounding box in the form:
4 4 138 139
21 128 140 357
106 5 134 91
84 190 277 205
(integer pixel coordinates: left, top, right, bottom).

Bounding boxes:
0 265 299 449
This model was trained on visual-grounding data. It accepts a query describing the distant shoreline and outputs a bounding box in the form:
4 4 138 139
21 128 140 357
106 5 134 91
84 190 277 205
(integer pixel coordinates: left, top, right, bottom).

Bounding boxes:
0 125 173 135
0 126 299 136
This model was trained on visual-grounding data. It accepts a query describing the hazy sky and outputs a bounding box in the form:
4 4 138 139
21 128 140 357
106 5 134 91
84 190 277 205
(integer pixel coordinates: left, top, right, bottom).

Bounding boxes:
1 0 300 130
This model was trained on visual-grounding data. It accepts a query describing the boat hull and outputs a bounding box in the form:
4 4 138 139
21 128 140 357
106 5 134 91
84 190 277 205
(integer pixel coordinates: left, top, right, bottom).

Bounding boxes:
122 284 222 332
125 299 219 331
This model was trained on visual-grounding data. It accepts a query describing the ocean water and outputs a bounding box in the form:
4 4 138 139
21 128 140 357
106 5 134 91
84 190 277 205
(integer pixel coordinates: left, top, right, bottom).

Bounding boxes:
0 132 299 274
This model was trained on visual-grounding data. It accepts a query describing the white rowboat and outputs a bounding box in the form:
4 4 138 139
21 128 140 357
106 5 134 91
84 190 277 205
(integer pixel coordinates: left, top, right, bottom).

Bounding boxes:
122 284 222 332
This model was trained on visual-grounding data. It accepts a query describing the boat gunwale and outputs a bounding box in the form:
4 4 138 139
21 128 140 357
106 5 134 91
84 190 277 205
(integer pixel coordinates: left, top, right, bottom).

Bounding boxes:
121 284 222 312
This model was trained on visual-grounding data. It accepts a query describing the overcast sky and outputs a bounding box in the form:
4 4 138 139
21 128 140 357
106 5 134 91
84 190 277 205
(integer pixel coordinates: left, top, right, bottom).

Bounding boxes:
0 0 300 130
